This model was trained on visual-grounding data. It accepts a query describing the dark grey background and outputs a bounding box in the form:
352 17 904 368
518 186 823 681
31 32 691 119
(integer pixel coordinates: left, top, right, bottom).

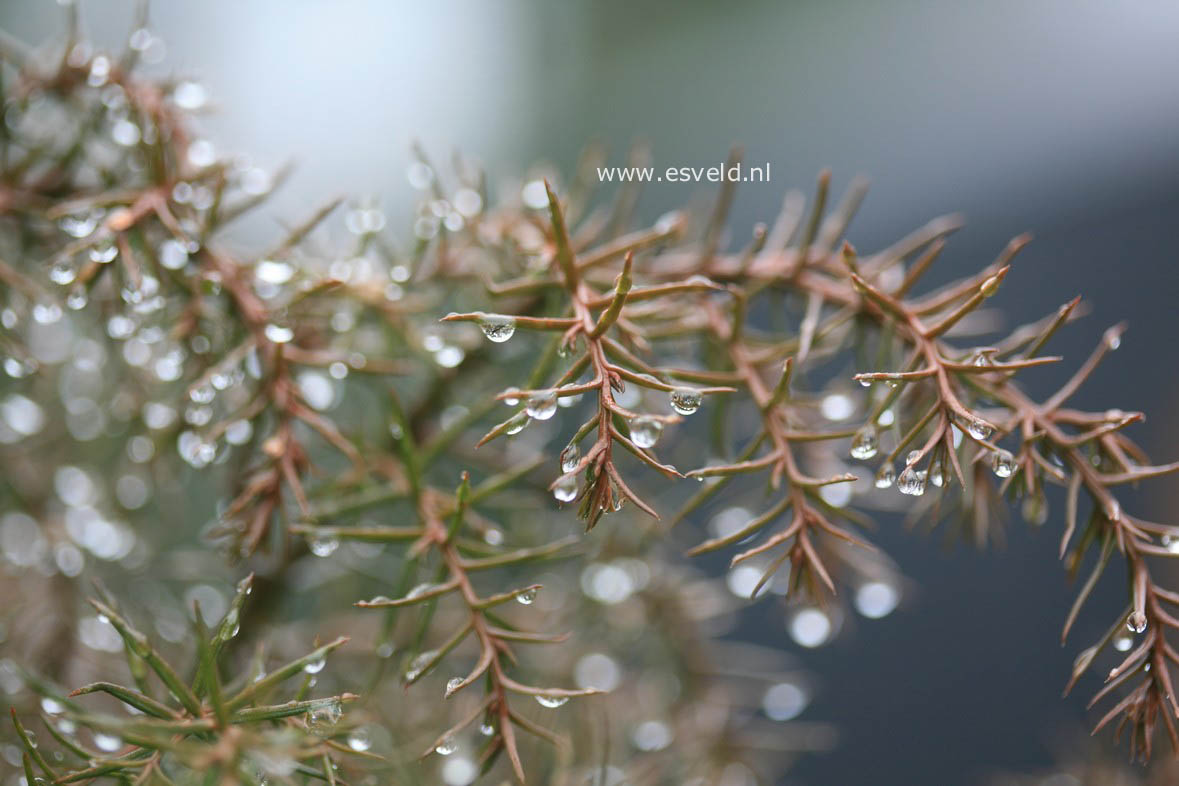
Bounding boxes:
3 1 1178 783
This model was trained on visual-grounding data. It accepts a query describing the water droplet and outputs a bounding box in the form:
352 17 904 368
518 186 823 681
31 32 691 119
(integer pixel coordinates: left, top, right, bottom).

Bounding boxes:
32 302 63 324
973 352 990 367
854 581 900 619
525 390 557 420
516 587 538 605
928 460 946 488
991 449 1015 478
762 683 809 722
435 736 458 755
264 324 293 343
49 261 77 285
504 411 529 435
535 694 569 709
1127 613 1147 634
967 419 993 441
59 211 100 238
629 416 663 449
66 287 88 310
477 314 516 343
897 466 926 496
255 259 294 284
849 428 878 460
308 700 343 731
669 387 702 416
820 393 855 421
446 677 463 695
188 139 216 168
308 534 339 557
560 444 580 473
479 722 495 736
553 474 578 503
303 657 326 674
347 728 372 752
874 464 896 489
788 608 833 648
1162 533 1179 554
502 387 521 406
93 733 122 752
172 80 207 110
158 239 189 270
406 582 437 600
1107 333 1121 350
40 697 65 715
89 241 117 264
858 378 872 388
521 180 548 210
1113 632 1134 652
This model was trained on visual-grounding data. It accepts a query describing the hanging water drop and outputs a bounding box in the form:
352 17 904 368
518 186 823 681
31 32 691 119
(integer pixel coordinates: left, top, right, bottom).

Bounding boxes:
89 241 118 264
478 314 516 343
405 650 437 682
264 324 293 344
516 587 538 605
629 416 663 449
1113 632 1134 652
849 428 878 460
66 287 88 310
874 464 896 489
560 444 580 473
967 419 993 440
928 459 946 488
435 736 458 755
1127 613 1147 634
535 694 569 709
897 466 926 496
553 474 578 503
446 677 464 695
525 390 558 421
504 411 530 435
347 728 372 752
669 387 702 415
93 733 122 752
308 534 339 557
32 302 63 324
991 449 1015 478
49 261 77 285
1163 533 1179 554
303 657 326 674
308 700 343 730
40 697 65 715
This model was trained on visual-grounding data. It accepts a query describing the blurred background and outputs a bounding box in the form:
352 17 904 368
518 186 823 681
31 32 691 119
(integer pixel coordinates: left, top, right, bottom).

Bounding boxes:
3 1 1178 783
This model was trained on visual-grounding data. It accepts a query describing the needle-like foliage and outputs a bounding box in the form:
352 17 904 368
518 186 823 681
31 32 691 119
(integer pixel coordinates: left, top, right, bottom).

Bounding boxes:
10 577 364 785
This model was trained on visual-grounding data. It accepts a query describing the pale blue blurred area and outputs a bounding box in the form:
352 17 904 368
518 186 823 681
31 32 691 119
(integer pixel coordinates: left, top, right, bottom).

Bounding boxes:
2 1 1178 783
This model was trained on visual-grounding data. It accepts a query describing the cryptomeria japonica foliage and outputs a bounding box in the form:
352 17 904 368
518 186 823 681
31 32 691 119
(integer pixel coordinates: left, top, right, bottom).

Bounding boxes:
2 8 1179 784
